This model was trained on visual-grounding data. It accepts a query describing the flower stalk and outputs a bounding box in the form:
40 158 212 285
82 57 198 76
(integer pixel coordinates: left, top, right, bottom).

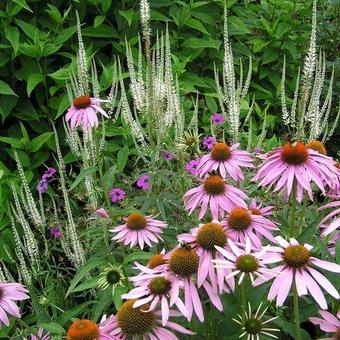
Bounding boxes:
289 180 297 238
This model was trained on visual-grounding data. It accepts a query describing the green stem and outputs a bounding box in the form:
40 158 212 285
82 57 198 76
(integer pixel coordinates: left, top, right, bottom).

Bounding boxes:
240 278 248 324
289 180 297 238
298 194 308 234
209 303 216 340
293 280 302 340
16 318 41 339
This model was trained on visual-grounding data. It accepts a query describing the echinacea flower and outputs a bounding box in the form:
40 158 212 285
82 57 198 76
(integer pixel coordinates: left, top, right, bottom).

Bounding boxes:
233 302 280 339
252 141 339 202
105 299 195 339
184 175 248 220
202 136 216 150
327 234 339 256
198 142 254 181
185 158 201 176
212 112 225 126
122 269 188 326
109 188 126 203
177 130 201 152
136 175 149 190
309 310 340 340
248 198 274 217
306 140 327 155
66 319 113 340
317 200 340 237
98 264 124 295
96 208 109 219
110 212 167 249
213 238 276 286
177 220 234 293
65 95 109 129
26 328 50 340
255 237 340 309
0 282 29 327
222 206 278 249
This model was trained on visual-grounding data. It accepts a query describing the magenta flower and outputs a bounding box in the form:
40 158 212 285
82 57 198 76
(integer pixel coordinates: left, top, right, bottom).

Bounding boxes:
213 237 276 286
162 151 174 161
184 175 248 220
185 158 201 176
26 328 50 340
109 188 126 203
198 142 254 181
202 136 216 150
104 299 194 339
41 167 56 179
318 200 340 237
96 208 109 219
110 212 167 249
0 282 29 326
212 112 225 126
255 237 340 309
309 310 340 339
177 220 234 293
222 206 278 249
65 95 109 129
136 174 149 190
36 179 48 193
122 267 188 325
252 141 339 202
50 225 62 239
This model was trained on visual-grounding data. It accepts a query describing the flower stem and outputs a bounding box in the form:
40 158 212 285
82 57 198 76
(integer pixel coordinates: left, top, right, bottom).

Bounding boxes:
298 194 308 234
240 278 248 323
293 280 302 340
289 179 297 238
209 302 216 340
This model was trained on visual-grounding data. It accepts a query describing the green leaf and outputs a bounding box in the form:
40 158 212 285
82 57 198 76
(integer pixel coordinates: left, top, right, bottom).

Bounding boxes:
119 9 134 26
0 80 17 96
117 145 129 172
70 276 100 293
228 16 250 35
69 166 97 191
14 19 38 40
184 18 209 35
123 252 152 265
183 38 221 50
38 323 65 335
66 257 106 297
20 122 30 143
46 4 62 24
113 284 127 309
205 95 217 113
12 0 32 12
0 137 23 148
54 27 76 45
57 301 95 327
27 73 43 97
4 26 20 55
262 48 279 65
82 25 118 38
94 15 105 28
30 132 53 152
101 0 112 13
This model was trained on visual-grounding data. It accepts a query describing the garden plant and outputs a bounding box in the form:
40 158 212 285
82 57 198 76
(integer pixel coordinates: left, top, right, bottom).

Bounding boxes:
0 0 339 339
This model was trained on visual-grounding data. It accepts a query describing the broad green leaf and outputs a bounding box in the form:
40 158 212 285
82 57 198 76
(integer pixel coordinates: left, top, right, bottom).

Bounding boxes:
46 4 62 24
185 18 209 35
0 137 23 148
184 38 221 50
119 9 135 26
94 15 105 28
27 73 43 97
0 80 17 96
54 27 76 45
4 26 20 55
66 257 106 297
205 95 217 113
30 132 53 152
123 252 152 265
101 0 112 13
113 284 128 309
82 25 118 38
14 19 38 40
151 9 169 21
38 323 65 335
117 145 129 172
12 0 32 12
69 166 97 191
228 16 250 35
69 276 100 293
57 301 96 326
262 48 279 65
20 122 30 144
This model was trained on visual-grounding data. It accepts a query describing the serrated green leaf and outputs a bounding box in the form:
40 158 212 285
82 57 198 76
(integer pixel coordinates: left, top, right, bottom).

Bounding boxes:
0 80 17 96
27 73 43 97
69 166 97 191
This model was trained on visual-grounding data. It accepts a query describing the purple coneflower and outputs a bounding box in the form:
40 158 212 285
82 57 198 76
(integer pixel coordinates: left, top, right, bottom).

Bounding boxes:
252 141 339 202
185 158 201 176
66 318 116 339
212 112 225 126
318 200 340 237
309 310 340 339
65 95 109 129
254 237 340 309
109 188 126 203
184 175 248 220
198 142 254 181
27 328 50 340
104 299 194 339
248 198 274 217
96 208 109 219
0 282 29 327
110 212 167 249
202 136 216 150
136 174 149 190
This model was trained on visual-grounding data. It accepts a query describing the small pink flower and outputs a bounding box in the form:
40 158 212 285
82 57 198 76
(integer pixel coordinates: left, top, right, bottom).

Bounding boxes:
198 142 254 181
110 212 167 249
136 174 149 190
254 237 340 309
65 95 109 129
202 136 216 150
212 112 225 126
185 158 201 176
309 310 340 339
252 141 339 202
0 282 29 326
109 188 126 203
184 175 248 220
50 225 62 239
96 208 109 219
